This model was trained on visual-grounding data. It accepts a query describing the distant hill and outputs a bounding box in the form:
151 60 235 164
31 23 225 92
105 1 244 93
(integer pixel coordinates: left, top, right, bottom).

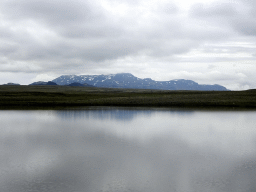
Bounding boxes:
2 83 20 85
52 73 228 91
29 81 94 87
67 82 94 87
46 81 58 85
29 81 57 85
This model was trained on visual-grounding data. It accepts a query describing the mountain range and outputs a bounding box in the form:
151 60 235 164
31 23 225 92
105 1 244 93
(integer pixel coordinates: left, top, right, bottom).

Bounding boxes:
50 73 228 91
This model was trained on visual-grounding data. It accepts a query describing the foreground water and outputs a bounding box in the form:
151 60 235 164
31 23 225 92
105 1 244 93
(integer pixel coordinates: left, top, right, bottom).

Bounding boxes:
1 107 256 192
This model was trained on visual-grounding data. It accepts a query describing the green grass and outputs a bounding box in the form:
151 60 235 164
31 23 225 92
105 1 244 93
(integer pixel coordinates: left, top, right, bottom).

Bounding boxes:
1 85 256 109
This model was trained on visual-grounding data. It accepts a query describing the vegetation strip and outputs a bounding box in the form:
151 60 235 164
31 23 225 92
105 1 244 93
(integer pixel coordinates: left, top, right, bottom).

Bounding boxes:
0 85 256 109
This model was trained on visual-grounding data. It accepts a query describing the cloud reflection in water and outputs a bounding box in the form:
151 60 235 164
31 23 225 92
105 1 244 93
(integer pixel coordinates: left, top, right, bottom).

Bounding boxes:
0 108 256 192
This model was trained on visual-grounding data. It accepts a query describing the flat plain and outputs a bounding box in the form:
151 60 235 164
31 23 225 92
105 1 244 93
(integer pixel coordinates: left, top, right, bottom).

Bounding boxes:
1 85 256 109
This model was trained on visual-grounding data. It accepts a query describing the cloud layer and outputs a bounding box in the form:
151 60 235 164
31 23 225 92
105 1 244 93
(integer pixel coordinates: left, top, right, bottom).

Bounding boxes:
0 0 256 89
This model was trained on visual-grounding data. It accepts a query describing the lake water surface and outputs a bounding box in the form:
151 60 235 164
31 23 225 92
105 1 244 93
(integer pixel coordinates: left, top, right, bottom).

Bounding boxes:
1 107 256 192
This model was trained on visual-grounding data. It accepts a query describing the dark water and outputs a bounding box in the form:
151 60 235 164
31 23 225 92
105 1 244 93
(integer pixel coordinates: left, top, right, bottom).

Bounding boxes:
1 107 256 192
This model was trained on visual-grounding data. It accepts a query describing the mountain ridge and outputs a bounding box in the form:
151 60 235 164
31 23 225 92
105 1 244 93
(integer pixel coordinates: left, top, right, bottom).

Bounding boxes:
51 73 228 91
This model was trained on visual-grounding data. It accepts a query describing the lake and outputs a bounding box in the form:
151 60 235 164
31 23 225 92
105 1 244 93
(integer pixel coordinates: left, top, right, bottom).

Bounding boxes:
0 107 256 192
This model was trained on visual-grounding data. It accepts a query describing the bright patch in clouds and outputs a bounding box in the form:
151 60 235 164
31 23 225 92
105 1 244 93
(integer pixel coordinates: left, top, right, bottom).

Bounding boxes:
0 0 256 90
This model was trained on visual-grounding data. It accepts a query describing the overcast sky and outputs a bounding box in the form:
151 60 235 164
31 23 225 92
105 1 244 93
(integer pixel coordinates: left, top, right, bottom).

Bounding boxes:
0 0 256 89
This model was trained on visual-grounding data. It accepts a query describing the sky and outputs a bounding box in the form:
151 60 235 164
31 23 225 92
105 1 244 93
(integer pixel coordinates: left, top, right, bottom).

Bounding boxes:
0 0 256 90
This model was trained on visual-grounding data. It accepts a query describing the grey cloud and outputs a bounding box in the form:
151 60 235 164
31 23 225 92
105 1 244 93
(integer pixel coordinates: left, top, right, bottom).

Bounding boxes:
231 0 256 36
190 2 238 18
0 43 18 57
233 18 256 36
1 0 121 39
189 1 256 37
188 2 238 40
2 0 96 24
0 0 207 67
0 0 139 66
0 26 14 39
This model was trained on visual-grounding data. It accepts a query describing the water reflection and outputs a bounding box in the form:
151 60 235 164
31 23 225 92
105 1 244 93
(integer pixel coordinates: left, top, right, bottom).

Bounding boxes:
55 107 194 121
0 108 256 192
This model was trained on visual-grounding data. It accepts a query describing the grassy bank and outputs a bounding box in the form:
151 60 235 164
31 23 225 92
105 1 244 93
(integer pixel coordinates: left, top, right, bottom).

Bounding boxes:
0 85 256 109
